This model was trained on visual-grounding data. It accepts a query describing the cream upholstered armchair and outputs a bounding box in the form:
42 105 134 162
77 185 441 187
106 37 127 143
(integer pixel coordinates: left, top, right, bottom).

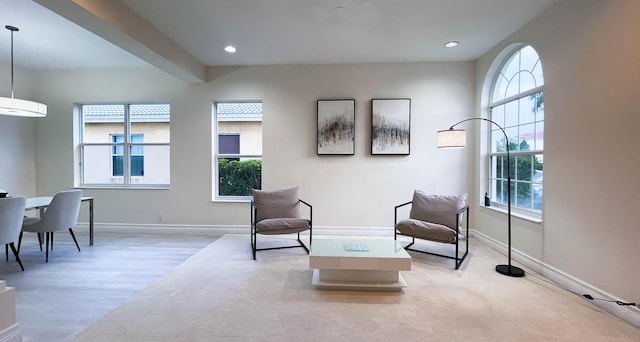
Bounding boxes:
251 187 312 260
394 191 469 269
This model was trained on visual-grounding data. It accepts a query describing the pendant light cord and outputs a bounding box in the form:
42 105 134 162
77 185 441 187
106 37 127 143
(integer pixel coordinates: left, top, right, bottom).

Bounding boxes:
5 25 18 99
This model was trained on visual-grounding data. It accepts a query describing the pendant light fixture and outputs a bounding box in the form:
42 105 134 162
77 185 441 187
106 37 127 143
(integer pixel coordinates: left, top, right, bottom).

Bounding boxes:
0 25 47 117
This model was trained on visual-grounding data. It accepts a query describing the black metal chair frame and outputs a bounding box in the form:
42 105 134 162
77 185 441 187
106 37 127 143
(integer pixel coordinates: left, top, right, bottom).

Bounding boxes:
394 201 469 269
251 199 312 260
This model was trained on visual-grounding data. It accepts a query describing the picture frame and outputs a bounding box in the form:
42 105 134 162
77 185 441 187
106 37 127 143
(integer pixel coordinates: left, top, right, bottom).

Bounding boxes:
371 98 411 155
317 99 356 155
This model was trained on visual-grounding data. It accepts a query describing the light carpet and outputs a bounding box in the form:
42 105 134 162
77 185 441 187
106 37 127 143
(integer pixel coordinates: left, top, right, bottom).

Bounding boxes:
71 235 640 341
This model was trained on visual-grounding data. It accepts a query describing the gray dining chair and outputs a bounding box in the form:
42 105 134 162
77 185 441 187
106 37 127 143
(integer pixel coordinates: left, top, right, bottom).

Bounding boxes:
19 189 83 263
0 196 27 271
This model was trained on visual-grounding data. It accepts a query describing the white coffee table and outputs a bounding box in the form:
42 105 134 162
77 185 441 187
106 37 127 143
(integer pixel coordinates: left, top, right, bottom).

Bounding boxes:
309 238 411 291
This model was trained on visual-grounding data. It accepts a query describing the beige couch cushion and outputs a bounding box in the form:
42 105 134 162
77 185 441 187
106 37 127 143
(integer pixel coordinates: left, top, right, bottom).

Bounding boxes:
252 187 300 222
409 191 468 230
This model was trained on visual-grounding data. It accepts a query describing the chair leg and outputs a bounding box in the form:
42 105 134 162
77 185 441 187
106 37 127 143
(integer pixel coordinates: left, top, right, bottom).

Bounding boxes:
8 243 24 271
5 244 7 262
45 232 50 263
37 233 43 251
51 232 54 250
252 230 257 260
69 228 81 252
17 231 23 253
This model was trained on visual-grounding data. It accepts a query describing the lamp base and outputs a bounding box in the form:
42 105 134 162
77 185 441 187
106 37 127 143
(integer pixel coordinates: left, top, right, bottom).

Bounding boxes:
495 264 525 277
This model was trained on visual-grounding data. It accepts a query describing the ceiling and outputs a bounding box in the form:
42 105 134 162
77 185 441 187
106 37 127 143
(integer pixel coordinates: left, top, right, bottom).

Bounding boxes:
0 0 558 81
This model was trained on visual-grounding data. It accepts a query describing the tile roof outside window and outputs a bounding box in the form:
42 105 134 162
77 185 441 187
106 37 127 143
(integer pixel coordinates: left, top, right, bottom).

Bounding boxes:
217 102 262 121
83 104 170 122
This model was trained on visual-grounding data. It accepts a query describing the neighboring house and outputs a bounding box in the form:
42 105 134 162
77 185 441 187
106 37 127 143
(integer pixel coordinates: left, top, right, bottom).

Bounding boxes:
216 102 262 158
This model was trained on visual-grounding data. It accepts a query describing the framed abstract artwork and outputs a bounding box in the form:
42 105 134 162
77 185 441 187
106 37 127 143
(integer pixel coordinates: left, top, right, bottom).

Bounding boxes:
371 98 411 155
317 99 356 155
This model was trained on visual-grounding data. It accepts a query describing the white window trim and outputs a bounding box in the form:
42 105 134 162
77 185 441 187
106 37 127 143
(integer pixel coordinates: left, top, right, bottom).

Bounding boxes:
212 101 263 201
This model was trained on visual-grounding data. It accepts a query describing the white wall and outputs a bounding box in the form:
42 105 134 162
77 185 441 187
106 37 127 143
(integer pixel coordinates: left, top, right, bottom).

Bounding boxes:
474 0 640 302
32 63 474 228
0 60 37 197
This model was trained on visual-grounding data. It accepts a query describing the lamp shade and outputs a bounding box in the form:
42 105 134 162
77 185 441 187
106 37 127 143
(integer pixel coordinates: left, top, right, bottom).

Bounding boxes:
0 96 47 117
437 129 466 148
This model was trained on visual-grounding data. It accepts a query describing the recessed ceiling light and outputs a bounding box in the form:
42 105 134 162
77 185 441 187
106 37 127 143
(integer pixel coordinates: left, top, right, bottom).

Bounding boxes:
333 6 348 15
444 41 459 48
224 45 237 53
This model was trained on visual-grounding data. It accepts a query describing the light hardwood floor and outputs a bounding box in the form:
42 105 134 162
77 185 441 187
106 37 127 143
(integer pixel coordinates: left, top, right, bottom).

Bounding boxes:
0 229 219 342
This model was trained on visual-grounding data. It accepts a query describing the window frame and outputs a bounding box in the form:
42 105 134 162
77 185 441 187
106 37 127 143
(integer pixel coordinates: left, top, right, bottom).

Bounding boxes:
79 103 170 188
213 101 263 201
487 45 544 217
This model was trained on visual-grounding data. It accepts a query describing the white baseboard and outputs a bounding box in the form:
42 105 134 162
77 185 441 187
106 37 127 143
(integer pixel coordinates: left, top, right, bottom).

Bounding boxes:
471 229 640 329
75 223 394 237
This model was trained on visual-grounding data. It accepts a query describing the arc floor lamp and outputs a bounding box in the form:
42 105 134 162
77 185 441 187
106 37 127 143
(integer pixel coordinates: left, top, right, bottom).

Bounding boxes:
438 117 525 277
0 25 47 117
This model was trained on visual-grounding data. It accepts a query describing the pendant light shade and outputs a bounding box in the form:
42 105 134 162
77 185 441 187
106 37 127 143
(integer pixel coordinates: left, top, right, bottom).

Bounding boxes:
1 25 47 117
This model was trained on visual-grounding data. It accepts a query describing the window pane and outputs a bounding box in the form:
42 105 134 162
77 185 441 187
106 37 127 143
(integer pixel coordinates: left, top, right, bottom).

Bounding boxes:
83 105 124 143
533 158 543 211
519 96 536 125
516 156 533 181
82 145 124 184
534 92 545 121
504 100 518 128
130 105 170 143
217 158 262 196
505 127 518 152
518 123 535 151
492 74 509 103
501 51 521 99
491 104 505 129
519 46 541 92
516 181 533 210
532 61 544 88
495 156 503 178
131 145 170 185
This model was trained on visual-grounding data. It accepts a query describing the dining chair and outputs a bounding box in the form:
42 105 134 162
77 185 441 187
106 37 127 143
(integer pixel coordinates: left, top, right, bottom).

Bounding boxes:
19 189 83 263
0 196 27 271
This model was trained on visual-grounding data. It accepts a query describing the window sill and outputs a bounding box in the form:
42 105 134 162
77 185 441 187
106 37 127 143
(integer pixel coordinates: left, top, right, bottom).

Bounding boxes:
212 198 251 203
479 204 542 224
77 186 170 190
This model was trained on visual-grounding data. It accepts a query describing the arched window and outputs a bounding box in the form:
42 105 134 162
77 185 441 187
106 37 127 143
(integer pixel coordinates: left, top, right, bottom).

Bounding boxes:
489 45 544 213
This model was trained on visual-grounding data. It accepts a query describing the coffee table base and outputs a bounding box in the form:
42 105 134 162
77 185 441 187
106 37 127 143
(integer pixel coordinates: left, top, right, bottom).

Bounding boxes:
312 269 407 292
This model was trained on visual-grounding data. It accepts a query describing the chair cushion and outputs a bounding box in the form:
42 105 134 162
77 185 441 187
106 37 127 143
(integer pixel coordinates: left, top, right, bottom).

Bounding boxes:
21 216 42 231
256 218 311 234
396 219 457 243
409 191 468 230
252 187 300 222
